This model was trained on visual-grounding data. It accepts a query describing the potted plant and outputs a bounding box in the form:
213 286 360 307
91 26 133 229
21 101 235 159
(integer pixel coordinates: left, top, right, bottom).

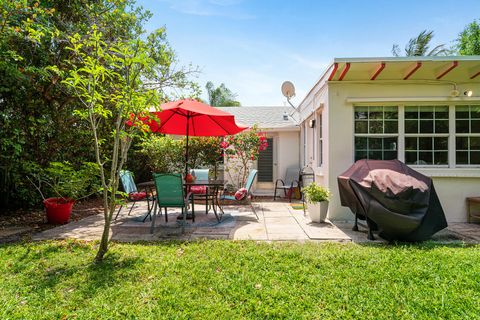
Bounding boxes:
303 182 331 223
27 162 99 224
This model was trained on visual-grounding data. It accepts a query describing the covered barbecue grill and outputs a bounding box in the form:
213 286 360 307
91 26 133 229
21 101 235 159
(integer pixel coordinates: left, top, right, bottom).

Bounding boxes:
338 159 447 241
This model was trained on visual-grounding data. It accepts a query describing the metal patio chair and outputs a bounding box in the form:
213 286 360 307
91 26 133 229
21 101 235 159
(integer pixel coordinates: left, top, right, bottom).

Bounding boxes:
151 173 194 234
115 170 151 220
219 169 259 220
274 166 300 202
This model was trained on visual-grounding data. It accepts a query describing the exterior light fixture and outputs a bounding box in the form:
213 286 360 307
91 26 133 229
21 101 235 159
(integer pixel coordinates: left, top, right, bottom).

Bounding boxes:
450 89 460 97
308 119 316 128
283 111 289 121
464 90 473 97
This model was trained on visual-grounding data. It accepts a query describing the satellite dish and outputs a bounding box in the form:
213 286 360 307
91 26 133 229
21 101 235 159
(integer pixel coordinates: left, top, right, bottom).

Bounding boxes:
281 81 296 99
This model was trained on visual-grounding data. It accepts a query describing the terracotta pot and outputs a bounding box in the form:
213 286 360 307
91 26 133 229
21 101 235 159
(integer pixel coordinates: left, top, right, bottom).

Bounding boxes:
43 197 75 224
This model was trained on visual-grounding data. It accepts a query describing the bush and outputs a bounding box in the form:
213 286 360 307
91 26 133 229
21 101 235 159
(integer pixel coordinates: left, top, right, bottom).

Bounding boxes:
137 135 223 175
26 161 100 201
303 182 330 203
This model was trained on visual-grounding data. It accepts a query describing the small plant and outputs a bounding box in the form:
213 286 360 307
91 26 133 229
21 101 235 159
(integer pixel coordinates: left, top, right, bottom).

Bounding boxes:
303 182 330 204
27 161 100 201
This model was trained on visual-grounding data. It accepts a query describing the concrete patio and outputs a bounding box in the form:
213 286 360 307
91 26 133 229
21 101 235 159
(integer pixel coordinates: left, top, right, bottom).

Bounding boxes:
31 200 480 243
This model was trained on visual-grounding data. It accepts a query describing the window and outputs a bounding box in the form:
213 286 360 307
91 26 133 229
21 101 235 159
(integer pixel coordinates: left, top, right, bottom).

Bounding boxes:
404 106 449 165
456 105 480 165
317 113 323 166
354 106 398 161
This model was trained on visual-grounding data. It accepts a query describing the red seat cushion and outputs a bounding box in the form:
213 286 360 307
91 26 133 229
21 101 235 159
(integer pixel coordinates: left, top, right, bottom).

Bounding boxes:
234 188 247 200
190 186 207 194
129 191 147 201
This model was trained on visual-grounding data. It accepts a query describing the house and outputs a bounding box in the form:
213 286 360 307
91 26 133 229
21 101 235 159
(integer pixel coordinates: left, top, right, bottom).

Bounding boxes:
217 106 299 194
297 56 480 223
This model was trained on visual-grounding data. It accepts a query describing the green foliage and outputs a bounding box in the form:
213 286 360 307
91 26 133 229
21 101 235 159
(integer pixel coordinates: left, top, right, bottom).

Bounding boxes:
138 136 185 173
457 20 480 55
205 81 241 107
138 135 222 174
392 30 449 56
303 182 330 203
0 0 156 210
1 241 480 318
27 161 100 200
222 125 267 188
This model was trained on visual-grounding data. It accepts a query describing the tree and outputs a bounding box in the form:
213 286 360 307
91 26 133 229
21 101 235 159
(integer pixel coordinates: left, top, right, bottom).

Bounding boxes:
63 21 198 262
205 81 241 107
0 0 154 210
392 30 449 56
222 125 267 189
456 20 480 55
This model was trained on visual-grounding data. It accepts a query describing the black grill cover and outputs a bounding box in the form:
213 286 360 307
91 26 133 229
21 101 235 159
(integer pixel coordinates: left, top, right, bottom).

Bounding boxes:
338 159 447 241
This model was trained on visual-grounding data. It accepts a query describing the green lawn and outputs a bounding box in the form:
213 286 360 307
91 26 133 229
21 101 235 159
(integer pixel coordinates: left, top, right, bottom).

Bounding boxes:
1 241 479 319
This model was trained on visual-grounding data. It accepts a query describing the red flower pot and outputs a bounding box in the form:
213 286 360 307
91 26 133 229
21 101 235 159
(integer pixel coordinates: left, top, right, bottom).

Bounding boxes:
43 197 75 224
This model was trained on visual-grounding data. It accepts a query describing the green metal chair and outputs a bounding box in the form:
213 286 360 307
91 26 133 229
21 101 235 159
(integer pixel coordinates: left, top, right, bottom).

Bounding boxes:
151 173 194 234
219 169 259 219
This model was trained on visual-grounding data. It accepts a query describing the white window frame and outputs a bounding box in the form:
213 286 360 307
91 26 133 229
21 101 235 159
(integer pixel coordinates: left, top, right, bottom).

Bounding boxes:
403 105 450 168
353 105 399 162
455 105 480 167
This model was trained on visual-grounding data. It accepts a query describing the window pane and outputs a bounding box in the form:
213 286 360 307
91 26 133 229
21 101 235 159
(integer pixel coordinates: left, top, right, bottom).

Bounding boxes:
419 137 432 150
384 151 397 160
435 106 449 119
384 109 398 119
405 120 418 133
384 120 398 133
369 107 383 119
471 137 480 150
418 152 432 165
355 151 367 161
355 121 368 133
419 120 434 133
355 137 367 150
434 152 448 165
434 137 448 151
405 151 417 164
471 106 480 119
435 120 449 133
405 108 418 119
456 137 468 150
369 138 382 150
456 151 469 164
471 152 480 164
456 120 469 133
405 137 417 151
369 120 383 134
369 151 383 160
456 106 469 119
355 107 368 120
472 120 480 133
384 137 397 150
420 106 433 119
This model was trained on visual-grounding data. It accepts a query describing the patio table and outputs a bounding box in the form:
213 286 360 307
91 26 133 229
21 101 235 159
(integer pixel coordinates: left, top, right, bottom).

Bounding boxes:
137 179 226 222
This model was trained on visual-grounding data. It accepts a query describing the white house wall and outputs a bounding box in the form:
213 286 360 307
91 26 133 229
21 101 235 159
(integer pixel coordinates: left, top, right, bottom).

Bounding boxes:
325 82 480 222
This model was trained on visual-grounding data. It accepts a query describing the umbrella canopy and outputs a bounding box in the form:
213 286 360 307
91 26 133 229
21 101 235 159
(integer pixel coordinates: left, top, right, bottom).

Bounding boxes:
138 99 247 177
146 99 247 136
338 159 447 241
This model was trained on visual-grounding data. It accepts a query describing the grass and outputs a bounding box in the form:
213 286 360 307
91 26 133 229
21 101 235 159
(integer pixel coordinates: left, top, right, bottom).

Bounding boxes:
1 241 480 319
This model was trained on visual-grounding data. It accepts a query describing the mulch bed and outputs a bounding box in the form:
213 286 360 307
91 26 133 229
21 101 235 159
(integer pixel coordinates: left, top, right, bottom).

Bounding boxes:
0 198 103 243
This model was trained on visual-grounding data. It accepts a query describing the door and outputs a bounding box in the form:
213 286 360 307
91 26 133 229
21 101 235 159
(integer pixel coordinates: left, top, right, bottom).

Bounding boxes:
258 138 274 182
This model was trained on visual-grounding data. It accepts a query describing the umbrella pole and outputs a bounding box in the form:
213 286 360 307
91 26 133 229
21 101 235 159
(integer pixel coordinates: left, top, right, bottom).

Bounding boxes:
185 116 189 178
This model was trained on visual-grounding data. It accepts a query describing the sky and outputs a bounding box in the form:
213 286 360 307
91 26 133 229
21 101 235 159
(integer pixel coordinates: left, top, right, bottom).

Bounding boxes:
136 0 480 106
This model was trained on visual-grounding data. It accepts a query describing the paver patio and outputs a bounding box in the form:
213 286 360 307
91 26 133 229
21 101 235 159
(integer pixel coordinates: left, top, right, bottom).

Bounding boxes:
31 201 480 243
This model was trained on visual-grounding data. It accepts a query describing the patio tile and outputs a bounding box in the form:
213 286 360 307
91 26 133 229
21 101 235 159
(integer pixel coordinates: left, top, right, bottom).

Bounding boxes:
232 222 268 240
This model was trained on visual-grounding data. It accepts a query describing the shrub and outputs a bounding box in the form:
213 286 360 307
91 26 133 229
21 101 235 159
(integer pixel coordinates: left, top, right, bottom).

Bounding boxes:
303 182 330 203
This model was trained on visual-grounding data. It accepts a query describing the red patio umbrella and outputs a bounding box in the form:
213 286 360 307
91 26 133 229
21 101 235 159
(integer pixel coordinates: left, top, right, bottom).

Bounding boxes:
139 99 247 177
